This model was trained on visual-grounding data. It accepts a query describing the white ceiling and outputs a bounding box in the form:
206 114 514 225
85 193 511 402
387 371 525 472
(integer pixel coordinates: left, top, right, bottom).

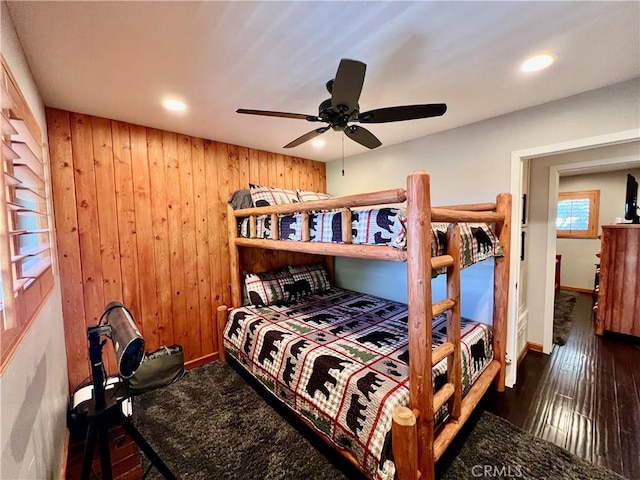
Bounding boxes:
7 1 640 162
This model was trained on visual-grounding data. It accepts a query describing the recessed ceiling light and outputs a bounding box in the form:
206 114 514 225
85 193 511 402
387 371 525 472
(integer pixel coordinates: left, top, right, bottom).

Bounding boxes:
521 53 556 73
163 99 187 111
311 139 326 148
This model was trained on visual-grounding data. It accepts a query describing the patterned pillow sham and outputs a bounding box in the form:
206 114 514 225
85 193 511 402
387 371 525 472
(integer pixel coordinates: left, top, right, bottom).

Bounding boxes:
431 222 503 267
238 215 273 239
243 267 294 307
287 263 330 296
249 184 298 207
296 189 332 202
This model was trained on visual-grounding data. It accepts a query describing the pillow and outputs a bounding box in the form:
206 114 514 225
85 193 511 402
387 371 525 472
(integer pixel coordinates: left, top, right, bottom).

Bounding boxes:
296 189 332 203
249 184 298 207
430 222 503 272
228 189 253 210
244 267 294 307
287 263 330 295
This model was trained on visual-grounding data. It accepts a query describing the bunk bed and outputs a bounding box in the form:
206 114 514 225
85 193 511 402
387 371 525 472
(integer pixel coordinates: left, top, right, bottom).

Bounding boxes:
216 170 511 480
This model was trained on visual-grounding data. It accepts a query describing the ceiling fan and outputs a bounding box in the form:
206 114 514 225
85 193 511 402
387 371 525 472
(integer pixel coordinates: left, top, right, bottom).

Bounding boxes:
237 58 447 150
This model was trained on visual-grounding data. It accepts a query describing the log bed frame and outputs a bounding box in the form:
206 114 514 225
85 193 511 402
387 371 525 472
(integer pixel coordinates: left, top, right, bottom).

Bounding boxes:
216 170 511 480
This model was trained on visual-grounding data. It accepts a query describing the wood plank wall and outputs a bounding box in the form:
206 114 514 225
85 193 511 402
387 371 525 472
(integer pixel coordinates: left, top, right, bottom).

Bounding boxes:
46 108 326 390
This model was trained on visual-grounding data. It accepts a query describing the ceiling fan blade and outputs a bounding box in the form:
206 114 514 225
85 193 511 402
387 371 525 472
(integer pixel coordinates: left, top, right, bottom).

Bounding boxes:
237 109 321 121
344 125 382 149
283 127 330 148
331 59 366 113
358 104 447 123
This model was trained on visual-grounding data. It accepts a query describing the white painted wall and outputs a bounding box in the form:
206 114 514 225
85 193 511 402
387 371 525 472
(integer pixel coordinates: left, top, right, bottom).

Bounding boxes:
0 3 69 478
556 167 640 290
0 284 68 479
328 79 639 202
326 77 640 385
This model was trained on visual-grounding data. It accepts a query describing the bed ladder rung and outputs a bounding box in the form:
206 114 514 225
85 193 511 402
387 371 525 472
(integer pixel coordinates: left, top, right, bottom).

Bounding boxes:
431 254 454 270
432 298 455 317
432 341 454 365
432 382 455 414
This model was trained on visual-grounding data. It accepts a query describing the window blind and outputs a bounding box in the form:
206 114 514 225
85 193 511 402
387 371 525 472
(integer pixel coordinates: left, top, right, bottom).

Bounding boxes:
1 58 53 367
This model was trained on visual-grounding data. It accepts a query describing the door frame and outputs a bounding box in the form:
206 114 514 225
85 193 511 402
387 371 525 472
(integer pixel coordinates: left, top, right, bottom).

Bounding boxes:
507 128 639 386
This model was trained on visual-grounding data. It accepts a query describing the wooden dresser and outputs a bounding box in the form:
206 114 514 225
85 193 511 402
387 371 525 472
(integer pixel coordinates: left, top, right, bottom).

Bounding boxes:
595 225 640 337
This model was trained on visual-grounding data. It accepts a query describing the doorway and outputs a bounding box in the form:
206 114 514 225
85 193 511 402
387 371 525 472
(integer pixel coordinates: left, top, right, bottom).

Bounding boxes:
554 164 640 343
507 129 639 387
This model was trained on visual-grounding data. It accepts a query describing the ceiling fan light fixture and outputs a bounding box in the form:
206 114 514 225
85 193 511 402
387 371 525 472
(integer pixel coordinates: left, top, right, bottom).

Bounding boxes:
162 99 187 111
521 53 557 73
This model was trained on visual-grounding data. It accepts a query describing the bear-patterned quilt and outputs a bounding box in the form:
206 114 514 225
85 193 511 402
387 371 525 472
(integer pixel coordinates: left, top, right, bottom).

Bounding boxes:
223 287 494 480
238 208 503 269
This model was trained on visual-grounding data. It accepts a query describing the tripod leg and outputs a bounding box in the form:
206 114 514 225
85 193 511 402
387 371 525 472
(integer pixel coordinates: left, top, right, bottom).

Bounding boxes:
118 413 176 480
98 421 113 480
81 420 98 480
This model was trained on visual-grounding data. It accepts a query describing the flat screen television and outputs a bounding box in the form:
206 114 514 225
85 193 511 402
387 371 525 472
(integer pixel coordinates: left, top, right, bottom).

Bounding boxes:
625 173 639 224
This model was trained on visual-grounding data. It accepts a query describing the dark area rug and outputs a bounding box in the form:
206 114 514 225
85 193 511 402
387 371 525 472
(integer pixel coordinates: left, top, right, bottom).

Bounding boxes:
132 360 358 480
437 408 623 480
132 361 622 480
554 290 578 345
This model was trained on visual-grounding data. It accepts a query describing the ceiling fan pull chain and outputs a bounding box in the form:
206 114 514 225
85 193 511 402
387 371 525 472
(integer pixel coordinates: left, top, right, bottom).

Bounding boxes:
342 133 345 176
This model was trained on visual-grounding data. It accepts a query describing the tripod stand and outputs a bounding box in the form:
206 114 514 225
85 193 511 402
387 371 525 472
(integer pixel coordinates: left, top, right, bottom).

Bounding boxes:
80 325 175 480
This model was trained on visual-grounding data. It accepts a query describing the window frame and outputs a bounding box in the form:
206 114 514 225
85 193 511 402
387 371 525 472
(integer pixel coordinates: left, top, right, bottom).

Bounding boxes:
1 57 53 371
556 189 600 239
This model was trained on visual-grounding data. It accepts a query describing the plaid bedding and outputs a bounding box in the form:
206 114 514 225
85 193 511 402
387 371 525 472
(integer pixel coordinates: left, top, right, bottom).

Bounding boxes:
238 208 502 270
223 287 494 480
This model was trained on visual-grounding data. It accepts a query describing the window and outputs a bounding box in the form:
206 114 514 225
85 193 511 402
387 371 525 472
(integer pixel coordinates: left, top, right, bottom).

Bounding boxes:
1 57 53 369
556 190 600 239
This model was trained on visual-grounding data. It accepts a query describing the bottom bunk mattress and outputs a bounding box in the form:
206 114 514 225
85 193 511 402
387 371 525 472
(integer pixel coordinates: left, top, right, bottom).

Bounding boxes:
222 288 494 480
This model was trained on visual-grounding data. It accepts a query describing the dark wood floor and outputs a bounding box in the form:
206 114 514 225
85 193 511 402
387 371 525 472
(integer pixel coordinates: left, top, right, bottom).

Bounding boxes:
485 292 640 479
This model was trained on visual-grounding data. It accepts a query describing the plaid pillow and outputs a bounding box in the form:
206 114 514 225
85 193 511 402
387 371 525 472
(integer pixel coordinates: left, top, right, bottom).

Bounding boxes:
244 268 294 306
287 263 330 294
238 215 273 239
296 189 332 202
431 222 503 269
249 184 298 207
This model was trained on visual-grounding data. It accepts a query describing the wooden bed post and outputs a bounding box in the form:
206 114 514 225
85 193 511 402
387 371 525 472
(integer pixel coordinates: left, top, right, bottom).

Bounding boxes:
324 256 336 286
216 305 228 362
227 204 242 308
392 407 419 480
492 193 511 392
405 170 434 480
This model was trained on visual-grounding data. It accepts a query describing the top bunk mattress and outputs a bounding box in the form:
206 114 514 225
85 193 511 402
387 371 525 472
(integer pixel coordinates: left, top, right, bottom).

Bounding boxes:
223 287 494 480
238 208 503 269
